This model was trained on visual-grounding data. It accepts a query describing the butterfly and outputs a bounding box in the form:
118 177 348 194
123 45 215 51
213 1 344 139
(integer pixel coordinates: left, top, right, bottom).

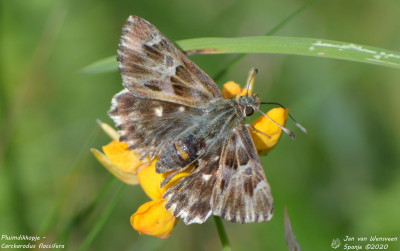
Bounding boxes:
109 16 284 224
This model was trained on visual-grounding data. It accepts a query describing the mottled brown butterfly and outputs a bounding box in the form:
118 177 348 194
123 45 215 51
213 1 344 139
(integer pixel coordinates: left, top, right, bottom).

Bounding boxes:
109 16 297 224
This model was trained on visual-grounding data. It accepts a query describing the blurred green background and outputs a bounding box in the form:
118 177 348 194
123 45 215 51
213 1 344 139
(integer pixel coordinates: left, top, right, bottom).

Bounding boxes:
1 0 399 250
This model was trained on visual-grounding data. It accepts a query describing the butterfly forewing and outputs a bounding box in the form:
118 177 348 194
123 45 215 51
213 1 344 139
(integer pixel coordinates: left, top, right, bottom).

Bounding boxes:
118 16 222 107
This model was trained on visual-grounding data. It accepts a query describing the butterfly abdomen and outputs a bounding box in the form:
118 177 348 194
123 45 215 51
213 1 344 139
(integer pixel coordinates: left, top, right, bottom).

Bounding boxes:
156 134 206 173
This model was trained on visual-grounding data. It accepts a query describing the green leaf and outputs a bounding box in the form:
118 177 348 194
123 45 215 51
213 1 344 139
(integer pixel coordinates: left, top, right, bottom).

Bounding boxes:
81 36 400 74
79 55 117 74
180 37 400 69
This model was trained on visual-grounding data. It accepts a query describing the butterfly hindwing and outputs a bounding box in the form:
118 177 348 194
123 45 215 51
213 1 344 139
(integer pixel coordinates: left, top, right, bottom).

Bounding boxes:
163 125 274 225
118 16 222 107
211 125 274 223
163 150 220 224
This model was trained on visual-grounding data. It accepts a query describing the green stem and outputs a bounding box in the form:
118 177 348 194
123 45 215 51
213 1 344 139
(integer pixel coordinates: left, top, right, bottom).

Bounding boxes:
214 216 232 251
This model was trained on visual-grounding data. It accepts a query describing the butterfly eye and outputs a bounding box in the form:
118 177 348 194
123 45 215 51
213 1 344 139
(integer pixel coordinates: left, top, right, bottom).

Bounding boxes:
245 106 255 116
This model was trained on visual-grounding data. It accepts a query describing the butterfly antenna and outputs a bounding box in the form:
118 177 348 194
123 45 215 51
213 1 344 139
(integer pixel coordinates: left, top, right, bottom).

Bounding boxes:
255 107 296 140
246 68 258 96
260 102 307 134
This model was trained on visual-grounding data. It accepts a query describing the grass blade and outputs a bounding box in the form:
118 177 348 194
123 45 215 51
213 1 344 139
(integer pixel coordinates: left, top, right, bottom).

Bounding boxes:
81 36 400 74
181 36 400 69
77 183 126 251
79 56 117 74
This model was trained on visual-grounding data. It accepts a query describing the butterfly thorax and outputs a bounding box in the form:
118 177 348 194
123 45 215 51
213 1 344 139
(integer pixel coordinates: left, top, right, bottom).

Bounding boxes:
155 94 261 174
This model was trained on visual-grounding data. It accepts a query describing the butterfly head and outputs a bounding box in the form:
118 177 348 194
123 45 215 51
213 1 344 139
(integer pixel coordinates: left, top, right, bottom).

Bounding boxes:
232 68 261 117
237 94 261 118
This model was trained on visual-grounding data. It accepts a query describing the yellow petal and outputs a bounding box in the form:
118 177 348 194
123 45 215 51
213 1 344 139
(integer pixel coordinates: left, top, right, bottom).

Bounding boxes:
250 108 289 155
131 199 177 239
222 81 242 99
163 165 194 191
91 148 140 185
237 88 250 97
138 159 164 200
97 120 120 140
102 140 149 173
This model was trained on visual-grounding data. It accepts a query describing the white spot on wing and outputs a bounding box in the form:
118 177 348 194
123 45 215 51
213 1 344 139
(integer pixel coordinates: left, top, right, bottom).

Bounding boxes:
149 35 162 46
111 89 129 110
121 35 131 42
168 202 177 212
154 106 163 117
239 163 251 172
178 210 189 219
109 89 130 127
253 181 266 194
202 174 212 181
178 106 185 112
190 210 211 224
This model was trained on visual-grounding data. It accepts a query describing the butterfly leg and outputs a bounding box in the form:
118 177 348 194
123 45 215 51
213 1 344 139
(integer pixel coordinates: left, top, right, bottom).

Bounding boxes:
244 124 271 138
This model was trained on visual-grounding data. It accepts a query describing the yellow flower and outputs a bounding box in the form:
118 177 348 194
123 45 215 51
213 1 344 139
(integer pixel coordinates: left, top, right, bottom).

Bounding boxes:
91 142 147 185
250 108 289 155
91 122 189 238
132 161 177 238
222 81 288 155
92 80 289 238
130 160 193 238
131 199 176 239
131 159 195 238
91 121 149 185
